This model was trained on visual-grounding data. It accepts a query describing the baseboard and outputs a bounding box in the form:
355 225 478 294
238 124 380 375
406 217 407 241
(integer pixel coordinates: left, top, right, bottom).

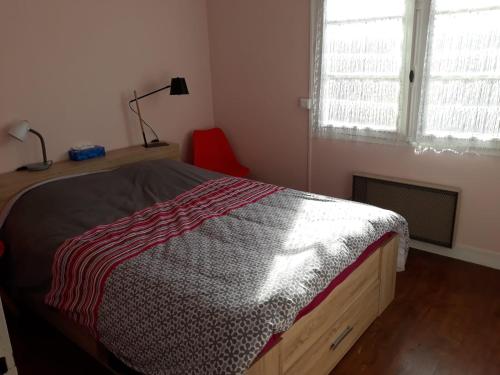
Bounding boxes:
410 240 500 271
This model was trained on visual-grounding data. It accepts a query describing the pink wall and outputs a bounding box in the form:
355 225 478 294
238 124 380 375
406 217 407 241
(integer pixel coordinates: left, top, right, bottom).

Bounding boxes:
0 0 214 173
208 0 310 190
207 0 500 254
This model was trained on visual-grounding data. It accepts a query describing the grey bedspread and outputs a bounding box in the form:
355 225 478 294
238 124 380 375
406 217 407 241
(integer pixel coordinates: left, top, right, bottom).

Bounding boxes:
1 160 220 294
1 159 409 375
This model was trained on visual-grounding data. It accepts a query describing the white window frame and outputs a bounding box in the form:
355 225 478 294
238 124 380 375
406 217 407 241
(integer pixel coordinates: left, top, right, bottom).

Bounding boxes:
310 0 416 145
311 0 500 155
407 0 431 143
412 0 500 154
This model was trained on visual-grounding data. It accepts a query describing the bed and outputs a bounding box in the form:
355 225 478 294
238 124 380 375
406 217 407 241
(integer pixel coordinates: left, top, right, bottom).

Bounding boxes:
0 145 408 375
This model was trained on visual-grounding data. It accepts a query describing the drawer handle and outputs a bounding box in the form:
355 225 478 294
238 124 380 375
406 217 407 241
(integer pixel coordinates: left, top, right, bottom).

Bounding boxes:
330 326 353 351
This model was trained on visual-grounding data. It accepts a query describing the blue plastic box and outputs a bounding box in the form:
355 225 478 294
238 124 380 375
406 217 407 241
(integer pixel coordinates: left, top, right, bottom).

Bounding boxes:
69 145 106 161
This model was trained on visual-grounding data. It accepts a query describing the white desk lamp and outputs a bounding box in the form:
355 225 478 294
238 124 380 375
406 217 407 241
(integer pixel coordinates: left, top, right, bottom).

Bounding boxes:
8 121 53 171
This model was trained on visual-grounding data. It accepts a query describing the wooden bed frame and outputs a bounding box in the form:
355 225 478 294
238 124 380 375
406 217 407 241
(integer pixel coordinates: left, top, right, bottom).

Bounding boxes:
0 145 398 375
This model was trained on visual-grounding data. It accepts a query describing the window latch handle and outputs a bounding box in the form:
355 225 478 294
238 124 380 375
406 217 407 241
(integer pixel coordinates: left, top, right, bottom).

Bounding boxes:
409 70 415 83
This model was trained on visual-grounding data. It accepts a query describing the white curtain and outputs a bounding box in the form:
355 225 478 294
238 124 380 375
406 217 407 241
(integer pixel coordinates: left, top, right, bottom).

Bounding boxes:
417 0 500 153
312 0 411 143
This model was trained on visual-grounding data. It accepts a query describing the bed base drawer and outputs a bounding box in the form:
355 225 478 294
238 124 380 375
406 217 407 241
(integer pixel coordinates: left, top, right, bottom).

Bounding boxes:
281 249 380 371
247 236 399 375
284 280 380 375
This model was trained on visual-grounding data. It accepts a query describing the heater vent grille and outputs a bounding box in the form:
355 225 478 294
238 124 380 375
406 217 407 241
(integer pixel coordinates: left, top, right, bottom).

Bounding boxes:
353 174 459 248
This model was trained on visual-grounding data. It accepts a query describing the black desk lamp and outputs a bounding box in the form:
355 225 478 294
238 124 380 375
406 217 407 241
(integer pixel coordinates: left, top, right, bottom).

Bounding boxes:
129 77 189 148
9 121 53 171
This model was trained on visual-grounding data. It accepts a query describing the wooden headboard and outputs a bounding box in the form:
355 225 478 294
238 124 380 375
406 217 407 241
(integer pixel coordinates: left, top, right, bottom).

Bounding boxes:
0 144 180 210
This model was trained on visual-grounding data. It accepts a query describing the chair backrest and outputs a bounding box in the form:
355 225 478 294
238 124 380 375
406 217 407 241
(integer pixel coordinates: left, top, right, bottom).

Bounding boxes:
193 128 240 173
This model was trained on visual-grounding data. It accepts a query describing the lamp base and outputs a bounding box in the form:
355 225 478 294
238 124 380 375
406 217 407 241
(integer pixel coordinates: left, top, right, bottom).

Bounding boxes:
23 161 53 171
143 141 169 148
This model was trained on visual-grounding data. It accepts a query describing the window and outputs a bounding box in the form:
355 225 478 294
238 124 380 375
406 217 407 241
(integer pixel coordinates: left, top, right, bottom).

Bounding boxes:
314 0 412 141
312 0 500 153
417 0 500 150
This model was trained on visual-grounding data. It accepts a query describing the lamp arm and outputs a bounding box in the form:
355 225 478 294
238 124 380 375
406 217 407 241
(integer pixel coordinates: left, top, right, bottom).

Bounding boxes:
128 101 160 142
127 84 171 143
129 84 171 103
29 129 48 164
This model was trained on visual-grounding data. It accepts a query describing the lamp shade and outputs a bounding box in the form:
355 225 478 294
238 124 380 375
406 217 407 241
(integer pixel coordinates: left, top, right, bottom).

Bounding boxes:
170 77 189 95
9 121 31 141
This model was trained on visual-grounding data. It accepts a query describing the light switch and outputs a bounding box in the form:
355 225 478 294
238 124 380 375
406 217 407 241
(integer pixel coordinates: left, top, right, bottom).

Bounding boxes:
299 98 311 110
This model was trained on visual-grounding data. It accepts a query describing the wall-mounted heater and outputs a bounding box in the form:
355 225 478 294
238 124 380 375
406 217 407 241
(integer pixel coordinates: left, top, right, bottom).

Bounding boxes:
352 173 460 248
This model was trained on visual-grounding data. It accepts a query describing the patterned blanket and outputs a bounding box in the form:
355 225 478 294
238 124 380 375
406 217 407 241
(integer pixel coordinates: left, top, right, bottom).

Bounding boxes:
45 176 408 375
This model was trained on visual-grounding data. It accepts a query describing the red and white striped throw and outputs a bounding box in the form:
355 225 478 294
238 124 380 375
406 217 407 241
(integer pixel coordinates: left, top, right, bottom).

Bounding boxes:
45 177 282 337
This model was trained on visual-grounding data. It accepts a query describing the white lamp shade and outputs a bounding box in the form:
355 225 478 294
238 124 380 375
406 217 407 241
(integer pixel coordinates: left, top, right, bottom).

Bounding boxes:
9 121 31 141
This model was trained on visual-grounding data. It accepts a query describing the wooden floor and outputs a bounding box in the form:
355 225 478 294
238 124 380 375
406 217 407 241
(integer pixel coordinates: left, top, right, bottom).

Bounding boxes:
333 250 500 375
5 249 500 375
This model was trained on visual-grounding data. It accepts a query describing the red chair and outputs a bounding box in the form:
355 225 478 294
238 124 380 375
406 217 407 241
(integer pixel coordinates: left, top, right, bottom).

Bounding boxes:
193 128 250 177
